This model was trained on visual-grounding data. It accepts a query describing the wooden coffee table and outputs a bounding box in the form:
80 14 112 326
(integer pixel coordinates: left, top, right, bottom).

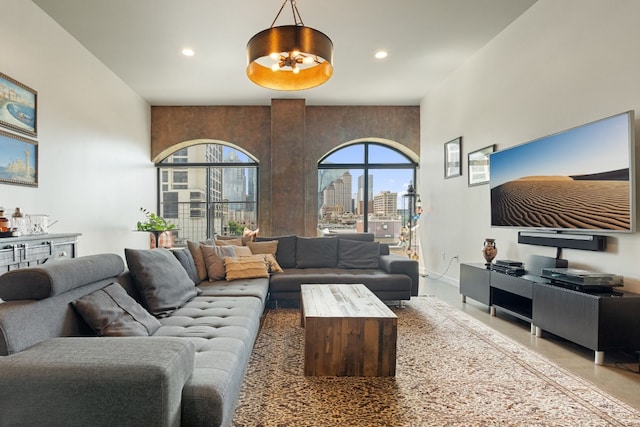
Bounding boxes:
300 284 397 377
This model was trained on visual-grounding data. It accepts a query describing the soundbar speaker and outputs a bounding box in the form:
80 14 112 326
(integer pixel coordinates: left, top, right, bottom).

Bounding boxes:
518 231 606 251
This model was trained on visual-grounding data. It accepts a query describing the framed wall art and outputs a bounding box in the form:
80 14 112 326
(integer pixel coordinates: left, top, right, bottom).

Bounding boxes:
0 129 38 187
444 137 462 178
468 144 496 186
0 72 37 137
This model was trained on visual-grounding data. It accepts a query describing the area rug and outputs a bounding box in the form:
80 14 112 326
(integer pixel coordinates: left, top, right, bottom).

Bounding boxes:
232 297 640 426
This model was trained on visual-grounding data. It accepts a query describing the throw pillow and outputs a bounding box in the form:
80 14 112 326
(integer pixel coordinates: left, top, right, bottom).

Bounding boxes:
125 248 199 318
231 245 253 257
200 244 237 281
187 240 208 282
256 235 297 268
172 248 199 285
215 238 244 247
262 253 284 273
242 227 259 242
247 240 278 255
72 283 161 336
337 239 381 269
296 237 338 268
224 255 269 281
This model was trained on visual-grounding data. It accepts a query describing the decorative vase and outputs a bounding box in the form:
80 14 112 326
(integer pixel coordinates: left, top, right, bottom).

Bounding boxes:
0 209 8 232
481 238 497 267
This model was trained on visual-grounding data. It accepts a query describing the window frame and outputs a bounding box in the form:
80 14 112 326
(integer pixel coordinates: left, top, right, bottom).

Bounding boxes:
318 142 418 233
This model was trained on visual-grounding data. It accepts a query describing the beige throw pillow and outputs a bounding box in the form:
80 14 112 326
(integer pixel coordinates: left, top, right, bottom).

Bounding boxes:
224 255 269 281
231 245 253 257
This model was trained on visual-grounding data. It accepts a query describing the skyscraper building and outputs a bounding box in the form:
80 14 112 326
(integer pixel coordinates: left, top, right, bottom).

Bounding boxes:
357 174 373 214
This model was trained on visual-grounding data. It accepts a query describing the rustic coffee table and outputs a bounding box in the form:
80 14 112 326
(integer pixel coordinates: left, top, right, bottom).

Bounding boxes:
300 284 397 377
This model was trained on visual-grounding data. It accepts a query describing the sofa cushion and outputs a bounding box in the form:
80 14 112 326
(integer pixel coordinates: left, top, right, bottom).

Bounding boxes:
224 255 269 281
256 235 297 268
337 239 380 269
172 248 199 285
125 248 199 318
200 245 236 281
331 232 375 242
296 237 338 268
72 283 161 336
187 240 208 282
0 254 125 301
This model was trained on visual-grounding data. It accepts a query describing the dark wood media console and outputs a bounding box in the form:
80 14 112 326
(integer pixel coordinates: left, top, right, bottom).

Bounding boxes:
460 262 640 365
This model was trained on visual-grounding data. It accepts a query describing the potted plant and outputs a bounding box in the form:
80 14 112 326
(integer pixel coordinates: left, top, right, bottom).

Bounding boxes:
136 207 176 248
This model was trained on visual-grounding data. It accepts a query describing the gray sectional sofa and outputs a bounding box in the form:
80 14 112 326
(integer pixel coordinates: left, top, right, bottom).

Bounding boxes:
0 233 417 426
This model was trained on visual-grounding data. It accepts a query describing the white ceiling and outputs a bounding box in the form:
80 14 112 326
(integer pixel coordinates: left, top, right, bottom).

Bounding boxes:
33 0 537 106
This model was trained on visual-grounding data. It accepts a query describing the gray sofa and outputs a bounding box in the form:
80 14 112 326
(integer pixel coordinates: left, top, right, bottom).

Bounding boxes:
0 233 417 426
256 233 418 303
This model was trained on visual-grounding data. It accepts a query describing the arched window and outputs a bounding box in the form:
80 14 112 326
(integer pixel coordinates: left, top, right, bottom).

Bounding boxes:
318 142 418 248
157 143 258 246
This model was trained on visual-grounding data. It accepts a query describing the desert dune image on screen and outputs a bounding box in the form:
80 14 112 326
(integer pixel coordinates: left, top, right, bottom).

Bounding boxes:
490 113 632 231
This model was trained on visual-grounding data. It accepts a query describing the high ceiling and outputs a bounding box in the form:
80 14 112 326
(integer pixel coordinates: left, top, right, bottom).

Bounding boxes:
33 0 537 106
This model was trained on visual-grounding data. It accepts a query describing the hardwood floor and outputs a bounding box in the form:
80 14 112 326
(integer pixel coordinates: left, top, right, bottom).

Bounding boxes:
419 275 640 409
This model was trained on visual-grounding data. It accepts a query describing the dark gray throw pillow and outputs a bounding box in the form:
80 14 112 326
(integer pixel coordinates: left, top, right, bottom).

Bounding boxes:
72 282 162 336
172 248 199 285
337 239 381 269
125 248 199 318
296 237 338 268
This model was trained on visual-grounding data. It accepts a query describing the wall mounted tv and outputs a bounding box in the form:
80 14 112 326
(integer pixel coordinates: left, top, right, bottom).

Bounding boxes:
490 111 636 233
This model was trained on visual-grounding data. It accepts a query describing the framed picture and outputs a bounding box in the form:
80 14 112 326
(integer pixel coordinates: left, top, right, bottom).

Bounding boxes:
444 137 462 178
468 144 496 186
0 129 38 187
0 72 37 137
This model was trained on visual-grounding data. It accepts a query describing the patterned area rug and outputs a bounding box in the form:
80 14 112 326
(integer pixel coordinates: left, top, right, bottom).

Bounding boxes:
232 297 640 426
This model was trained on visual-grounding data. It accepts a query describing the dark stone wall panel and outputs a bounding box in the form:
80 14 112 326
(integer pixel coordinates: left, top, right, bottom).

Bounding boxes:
150 101 419 237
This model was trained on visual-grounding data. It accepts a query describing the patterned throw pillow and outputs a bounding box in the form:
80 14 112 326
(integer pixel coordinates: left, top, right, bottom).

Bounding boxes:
262 253 283 273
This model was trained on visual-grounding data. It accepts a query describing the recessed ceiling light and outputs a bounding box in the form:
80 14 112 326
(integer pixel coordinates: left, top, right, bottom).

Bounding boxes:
182 48 195 57
375 51 388 59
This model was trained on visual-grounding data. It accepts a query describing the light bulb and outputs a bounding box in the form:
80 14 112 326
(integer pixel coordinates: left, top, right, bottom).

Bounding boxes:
271 63 280 72
292 66 300 74
302 56 315 64
270 52 280 60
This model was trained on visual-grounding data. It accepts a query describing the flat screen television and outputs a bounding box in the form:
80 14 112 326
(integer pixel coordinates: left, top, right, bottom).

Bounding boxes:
490 111 636 233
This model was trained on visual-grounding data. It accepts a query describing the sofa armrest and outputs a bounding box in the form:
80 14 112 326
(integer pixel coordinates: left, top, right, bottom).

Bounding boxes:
379 254 419 296
0 336 194 427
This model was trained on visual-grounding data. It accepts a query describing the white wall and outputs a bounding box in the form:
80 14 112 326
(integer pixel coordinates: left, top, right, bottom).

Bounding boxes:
1 0 154 256
420 0 640 293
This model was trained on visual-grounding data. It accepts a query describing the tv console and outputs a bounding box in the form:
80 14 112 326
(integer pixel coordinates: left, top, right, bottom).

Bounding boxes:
460 262 640 365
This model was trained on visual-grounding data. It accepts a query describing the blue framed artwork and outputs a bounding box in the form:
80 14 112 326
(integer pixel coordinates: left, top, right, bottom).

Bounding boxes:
0 72 37 137
0 129 38 187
